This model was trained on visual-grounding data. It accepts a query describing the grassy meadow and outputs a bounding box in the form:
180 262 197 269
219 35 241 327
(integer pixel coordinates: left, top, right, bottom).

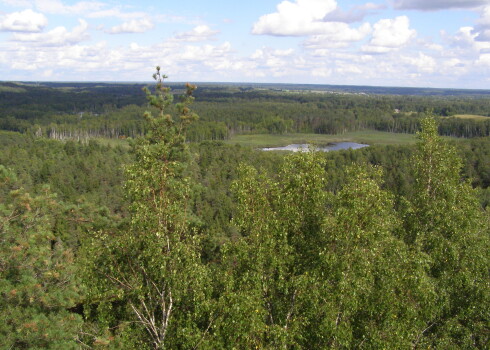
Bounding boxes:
451 114 489 120
226 130 419 148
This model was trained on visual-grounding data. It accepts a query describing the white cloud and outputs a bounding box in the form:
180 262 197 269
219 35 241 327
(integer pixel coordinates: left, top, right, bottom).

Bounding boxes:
33 0 104 15
323 2 386 23
335 62 363 74
0 9 47 32
108 18 154 34
0 32 483 87
204 57 245 71
402 52 436 73
473 5 490 41
0 1 487 88
2 0 152 19
172 25 219 42
180 42 232 61
247 47 306 78
419 39 444 52
393 0 488 11
437 57 467 76
478 5 490 27
443 26 490 52
1 0 32 6
11 19 89 46
370 16 415 46
444 27 477 48
477 52 490 65
251 48 294 59
311 66 333 77
361 45 393 53
87 8 148 20
303 22 371 49
252 0 338 36
362 16 416 52
4 0 149 19
476 28 490 41
250 47 295 69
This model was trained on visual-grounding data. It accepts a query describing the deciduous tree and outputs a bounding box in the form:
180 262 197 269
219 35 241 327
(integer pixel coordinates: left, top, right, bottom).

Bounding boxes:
82 68 211 349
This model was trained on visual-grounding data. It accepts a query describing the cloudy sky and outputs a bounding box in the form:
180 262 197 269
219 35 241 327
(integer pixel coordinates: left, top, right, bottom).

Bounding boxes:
1 0 490 88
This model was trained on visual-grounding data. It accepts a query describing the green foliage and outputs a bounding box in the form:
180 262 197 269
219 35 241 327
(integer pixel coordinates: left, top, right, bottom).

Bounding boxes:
0 167 82 348
82 68 211 349
404 116 490 348
3 80 490 141
258 116 293 134
317 165 436 348
216 117 488 348
222 153 428 348
1 74 489 348
0 134 131 215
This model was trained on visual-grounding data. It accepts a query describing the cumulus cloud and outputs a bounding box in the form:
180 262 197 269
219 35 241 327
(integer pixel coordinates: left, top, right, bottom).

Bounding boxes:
251 47 295 69
444 27 477 48
478 6 490 27
323 2 386 23
2 0 151 19
248 47 299 77
1 0 32 7
477 52 490 65
252 0 338 36
303 22 371 49
0 9 47 32
87 8 149 20
180 42 232 61
33 0 104 15
11 0 149 19
442 26 490 53
476 28 490 42
362 16 416 53
12 19 89 46
311 66 333 77
172 25 220 42
473 5 490 41
0 1 488 88
402 52 436 73
108 18 154 34
392 0 487 11
335 62 363 75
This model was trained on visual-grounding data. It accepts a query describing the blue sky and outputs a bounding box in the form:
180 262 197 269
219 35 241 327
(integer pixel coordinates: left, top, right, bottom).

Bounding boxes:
1 0 490 88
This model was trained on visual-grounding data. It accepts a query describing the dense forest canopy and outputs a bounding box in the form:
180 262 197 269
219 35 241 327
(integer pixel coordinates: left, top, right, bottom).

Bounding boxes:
0 73 489 348
1 81 490 140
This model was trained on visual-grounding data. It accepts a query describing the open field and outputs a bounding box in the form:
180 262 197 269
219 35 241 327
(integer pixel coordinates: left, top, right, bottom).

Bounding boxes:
226 131 419 148
0 85 27 93
0 130 456 150
451 114 489 120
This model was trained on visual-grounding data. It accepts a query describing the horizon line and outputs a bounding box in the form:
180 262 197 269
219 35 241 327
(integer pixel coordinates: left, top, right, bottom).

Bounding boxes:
1 80 490 92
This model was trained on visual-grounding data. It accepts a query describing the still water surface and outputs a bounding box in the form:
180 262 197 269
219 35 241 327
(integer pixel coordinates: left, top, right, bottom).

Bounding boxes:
261 142 369 152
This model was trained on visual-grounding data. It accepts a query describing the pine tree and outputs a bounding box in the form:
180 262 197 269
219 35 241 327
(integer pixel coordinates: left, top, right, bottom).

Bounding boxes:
81 68 211 349
0 166 82 348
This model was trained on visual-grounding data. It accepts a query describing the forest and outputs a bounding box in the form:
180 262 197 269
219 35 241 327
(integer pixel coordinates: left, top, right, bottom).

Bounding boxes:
0 69 489 349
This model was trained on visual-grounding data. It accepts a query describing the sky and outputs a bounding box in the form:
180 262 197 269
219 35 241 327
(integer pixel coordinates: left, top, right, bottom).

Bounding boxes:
1 0 490 88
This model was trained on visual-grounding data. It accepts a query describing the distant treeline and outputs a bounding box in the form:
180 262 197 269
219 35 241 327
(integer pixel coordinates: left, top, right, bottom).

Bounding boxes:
1 82 490 140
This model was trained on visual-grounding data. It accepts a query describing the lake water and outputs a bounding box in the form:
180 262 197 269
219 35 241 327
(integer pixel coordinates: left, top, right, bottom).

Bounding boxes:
261 142 369 152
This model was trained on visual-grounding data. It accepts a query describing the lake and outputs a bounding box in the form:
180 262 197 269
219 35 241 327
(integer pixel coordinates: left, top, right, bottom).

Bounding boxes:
261 142 369 152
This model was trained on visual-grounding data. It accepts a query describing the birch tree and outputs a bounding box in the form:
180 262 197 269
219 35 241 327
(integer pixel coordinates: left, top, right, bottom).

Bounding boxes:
82 68 211 349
